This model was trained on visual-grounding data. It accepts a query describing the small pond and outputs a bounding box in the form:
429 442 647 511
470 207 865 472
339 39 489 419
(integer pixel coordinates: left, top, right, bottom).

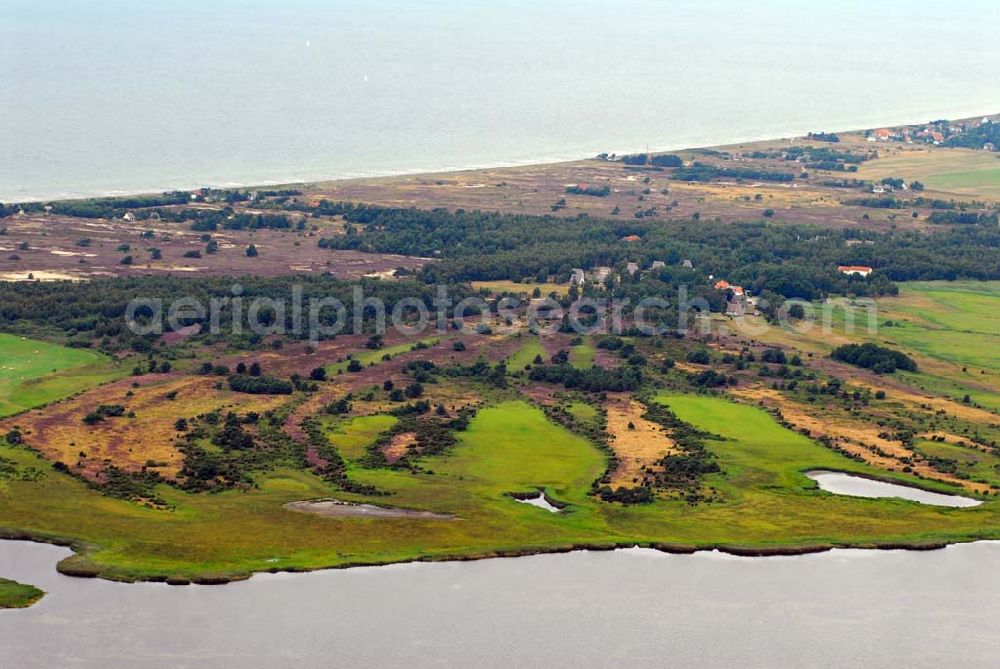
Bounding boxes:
806 470 981 508
512 491 563 513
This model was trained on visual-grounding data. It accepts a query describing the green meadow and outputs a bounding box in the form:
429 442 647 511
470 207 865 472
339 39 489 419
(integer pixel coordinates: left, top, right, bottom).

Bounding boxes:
757 281 999 410
569 341 595 369
565 400 599 424
508 336 546 370
322 414 398 460
925 167 1000 198
913 438 1000 488
880 282 999 373
875 282 1000 410
1 395 998 582
0 334 122 418
856 149 1000 198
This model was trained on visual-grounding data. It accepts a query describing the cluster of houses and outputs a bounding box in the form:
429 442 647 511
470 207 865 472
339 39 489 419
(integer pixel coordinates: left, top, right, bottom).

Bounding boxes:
708 265 873 318
870 182 902 195
569 259 692 288
868 127 942 145
565 259 874 320
868 116 995 149
713 279 752 316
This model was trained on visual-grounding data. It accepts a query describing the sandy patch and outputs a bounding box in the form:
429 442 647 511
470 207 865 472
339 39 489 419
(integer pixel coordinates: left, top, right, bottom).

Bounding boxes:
0 270 82 282
284 499 453 519
49 249 96 257
605 395 679 487
382 432 415 464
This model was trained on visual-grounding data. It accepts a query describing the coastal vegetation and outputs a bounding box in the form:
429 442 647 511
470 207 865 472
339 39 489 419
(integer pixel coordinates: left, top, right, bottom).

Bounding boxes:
0 118 997 583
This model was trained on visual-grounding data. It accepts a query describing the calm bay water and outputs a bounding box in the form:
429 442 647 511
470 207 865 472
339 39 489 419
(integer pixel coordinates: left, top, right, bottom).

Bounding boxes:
3 540 1000 667
2 0 1000 202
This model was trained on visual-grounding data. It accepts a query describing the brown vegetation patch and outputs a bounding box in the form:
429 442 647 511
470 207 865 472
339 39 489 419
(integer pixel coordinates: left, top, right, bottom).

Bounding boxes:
283 333 495 442
6 374 285 482
0 212 427 280
519 384 561 407
730 386 991 494
605 395 679 487
297 132 942 231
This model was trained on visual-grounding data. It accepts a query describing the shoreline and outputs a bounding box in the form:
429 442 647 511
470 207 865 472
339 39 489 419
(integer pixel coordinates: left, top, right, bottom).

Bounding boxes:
2 525 996 587
4 106 996 205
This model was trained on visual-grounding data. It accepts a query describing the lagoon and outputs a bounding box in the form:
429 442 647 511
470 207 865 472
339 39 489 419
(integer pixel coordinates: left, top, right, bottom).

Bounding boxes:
3 539 1000 667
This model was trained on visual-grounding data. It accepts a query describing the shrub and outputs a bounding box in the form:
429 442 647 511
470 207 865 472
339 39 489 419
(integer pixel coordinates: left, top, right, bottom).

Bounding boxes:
227 374 293 395
831 343 916 374
686 349 711 365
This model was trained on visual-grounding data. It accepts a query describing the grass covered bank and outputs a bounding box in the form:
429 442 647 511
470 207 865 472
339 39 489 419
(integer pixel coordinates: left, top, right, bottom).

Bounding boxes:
0 577 44 609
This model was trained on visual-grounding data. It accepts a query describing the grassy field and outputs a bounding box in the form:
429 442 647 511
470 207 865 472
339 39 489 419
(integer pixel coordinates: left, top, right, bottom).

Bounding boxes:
0 577 44 609
4 374 287 481
565 400 598 424
877 282 999 373
322 414 398 460
0 334 122 418
855 148 1000 199
2 395 999 582
863 282 998 410
471 280 567 297
569 342 595 369
741 281 1000 411
929 167 1000 196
